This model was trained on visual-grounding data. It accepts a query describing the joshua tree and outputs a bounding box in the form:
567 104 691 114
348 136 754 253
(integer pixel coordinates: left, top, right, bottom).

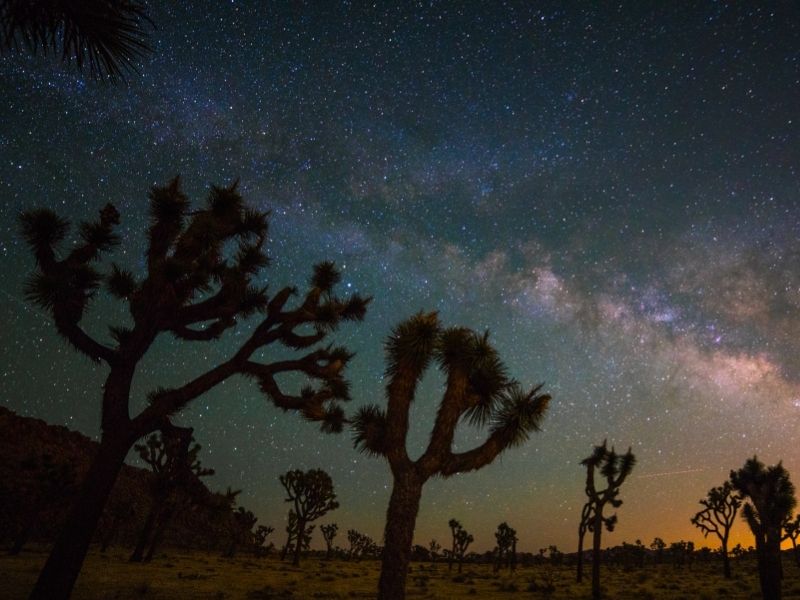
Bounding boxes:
225 506 258 558
783 515 800 569
279 469 339 566
254 525 274 557
346 528 374 561
321 523 338 560
580 440 635 600
690 481 741 578
493 522 517 572
130 430 213 562
428 539 441 564
650 537 666 564
19 178 368 599
351 312 550 600
453 525 474 573
731 457 796 600
280 510 314 561
0 0 154 80
447 519 461 571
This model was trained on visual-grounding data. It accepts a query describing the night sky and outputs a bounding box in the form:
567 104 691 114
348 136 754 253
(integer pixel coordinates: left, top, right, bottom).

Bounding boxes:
2 2 800 553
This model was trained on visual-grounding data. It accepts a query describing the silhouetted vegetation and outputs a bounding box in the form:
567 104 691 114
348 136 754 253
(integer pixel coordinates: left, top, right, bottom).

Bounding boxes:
731 456 796 600
579 440 635 600
278 469 338 566
691 480 741 578
351 312 550 600
18 178 368 599
0 0 154 80
452 521 474 574
493 522 517 572
129 431 213 563
321 523 338 560
346 528 376 561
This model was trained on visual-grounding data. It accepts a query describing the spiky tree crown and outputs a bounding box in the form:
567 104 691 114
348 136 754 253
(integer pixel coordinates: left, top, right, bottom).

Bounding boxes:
279 468 339 523
0 0 154 81
352 312 549 479
19 177 369 437
690 480 741 542
495 522 517 551
580 440 635 532
730 456 796 536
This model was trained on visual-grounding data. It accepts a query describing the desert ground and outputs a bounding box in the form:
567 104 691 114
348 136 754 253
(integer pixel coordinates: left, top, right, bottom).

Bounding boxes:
3 547 800 599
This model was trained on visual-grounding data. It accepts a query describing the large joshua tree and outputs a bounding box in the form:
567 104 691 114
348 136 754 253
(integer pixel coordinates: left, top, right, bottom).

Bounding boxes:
352 312 551 600
279 468 339 566
580 441 635 600
690 481 741 579
19 178 369 599
731 457 796 600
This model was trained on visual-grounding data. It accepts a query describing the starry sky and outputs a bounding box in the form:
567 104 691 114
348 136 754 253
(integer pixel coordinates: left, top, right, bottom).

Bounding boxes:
1 2 800 554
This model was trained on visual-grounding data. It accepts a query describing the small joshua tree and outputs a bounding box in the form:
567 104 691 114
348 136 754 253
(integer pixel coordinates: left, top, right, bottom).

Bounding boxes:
731 457 796 600
580 440 635 600
19 178 368 599
650 537 666 564
279 469 339 566
225 506 258 558
130 429 213 562
346 529 374 561
429 539 441 565
351 313 550 600
690 481 741 578
447 519 461 571
453 525 474 573
494 522 517 572
784 515 800 569
321 523 338 560
254 525 274 557
280 510 314 561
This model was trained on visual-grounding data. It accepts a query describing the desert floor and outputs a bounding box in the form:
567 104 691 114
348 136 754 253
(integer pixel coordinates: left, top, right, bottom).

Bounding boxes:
3 548 800 599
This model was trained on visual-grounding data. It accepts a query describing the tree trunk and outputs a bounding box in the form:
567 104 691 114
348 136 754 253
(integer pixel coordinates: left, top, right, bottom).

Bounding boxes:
29 431 132 600
292 519 306 566
130 502 160 562
100 516 121 553
591 510 604 600
758 536 782 600
721 538 731 579
144 504 174 562
577 528 585 583
377 472 423 600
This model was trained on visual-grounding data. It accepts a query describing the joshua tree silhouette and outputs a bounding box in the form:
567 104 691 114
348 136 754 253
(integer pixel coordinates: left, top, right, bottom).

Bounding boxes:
346 528 373 561
453 524 474 573
493 522 517 572
254 525 274 557
321 523 338 560
225 506 257 558
447 518 460 572
280 510 314 561
576 498 595 582
351 312 550 600
19 178 368 599
731 456 796 600
129 430 213 563
690 480 741 578
0 0 154 80
579 440 635 600
428 539 441 564
279 469 339 566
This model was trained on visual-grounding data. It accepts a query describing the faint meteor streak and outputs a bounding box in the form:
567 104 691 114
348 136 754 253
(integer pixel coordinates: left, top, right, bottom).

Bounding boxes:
637 468 704 479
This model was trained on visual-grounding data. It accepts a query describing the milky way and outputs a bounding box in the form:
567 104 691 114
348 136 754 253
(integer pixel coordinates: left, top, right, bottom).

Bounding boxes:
1 2 799 552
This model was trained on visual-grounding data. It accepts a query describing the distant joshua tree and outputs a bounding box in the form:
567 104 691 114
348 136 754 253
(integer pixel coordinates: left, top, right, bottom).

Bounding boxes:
580 441 635 600
225 506 258 558
428 539 441 564
130 430 213 563
19 178 368 599
650 537 666 565
0 0 154 80
493 522 517 572
783 515 800 569
346 528 375 561
254 525 274 557
453 523 474 573
447 519 461 572
321 523 338 560
731 457 796 600
351 313 550 600
280 510 314 562
279 469 339 566
690 481 741 578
